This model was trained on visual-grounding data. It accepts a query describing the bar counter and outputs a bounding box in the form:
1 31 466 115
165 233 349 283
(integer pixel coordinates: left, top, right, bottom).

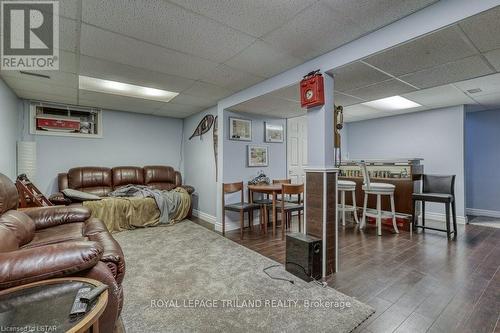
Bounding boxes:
338 158 423 231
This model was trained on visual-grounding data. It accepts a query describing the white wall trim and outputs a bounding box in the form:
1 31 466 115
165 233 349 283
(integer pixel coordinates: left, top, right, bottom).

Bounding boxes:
466 208 500 218
192 209 216 224
418 212 467 224
193 209 262 232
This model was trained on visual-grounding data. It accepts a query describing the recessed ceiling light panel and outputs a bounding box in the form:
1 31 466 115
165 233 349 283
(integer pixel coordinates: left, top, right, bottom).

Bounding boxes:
362 96 421 111
78 75 179 103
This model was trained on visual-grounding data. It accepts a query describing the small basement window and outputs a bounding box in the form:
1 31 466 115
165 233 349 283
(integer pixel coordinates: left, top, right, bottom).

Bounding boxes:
30 102 102 138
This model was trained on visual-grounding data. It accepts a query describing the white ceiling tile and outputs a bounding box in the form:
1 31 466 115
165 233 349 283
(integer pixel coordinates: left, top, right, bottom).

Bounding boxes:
57 50 78 73
79 56 195 93
14 88 78 105
402 84 475 108
168 0 316 38
2 76 77 97
269 83 300 102
459 6 500 52
153 108 198 118
170 94 217 108
262 2 364 60
399 56 494 89
60 17 79 53
231 94 285 114
321 0 438 37
453 72 500 97
330 61 392 92
181 81 234 101
483 49 500 72
0 71 78 89
468 92 500 108
363 25 479 76
82 0 256 63
345 79 416 101
80 24 217 81
344 104 380 116
154 102 204 116
224 41 303 78
199 64 265 91
42 0 80 20
335 92 366 106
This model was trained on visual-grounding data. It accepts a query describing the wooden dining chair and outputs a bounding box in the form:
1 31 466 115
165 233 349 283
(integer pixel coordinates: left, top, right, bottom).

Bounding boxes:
222 181 261 239
280 183 304 239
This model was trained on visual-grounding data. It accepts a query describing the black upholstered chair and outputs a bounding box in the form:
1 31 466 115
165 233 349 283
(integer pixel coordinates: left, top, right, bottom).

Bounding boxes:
222 181 261 240
412 175 457 238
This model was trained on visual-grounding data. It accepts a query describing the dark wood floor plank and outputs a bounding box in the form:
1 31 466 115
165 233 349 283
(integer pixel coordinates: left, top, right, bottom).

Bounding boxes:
215 216 500 333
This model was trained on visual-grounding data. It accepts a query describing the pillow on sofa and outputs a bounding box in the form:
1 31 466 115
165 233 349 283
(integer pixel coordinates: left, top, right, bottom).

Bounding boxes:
62 189 101 201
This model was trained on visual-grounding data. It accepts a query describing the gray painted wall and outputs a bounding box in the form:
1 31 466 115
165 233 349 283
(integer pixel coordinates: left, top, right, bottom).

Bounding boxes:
20 105 184 194
465 109 500 212
0 78 20 180
223 111 287 185
222 110 287 228
182 107 218 217
345 106 466 219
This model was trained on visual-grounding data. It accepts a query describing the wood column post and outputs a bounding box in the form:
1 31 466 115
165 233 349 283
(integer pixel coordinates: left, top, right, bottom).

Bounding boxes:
303 73 338 278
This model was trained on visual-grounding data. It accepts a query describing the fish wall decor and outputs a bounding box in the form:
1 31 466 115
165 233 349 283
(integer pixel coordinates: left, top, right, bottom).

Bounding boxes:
189 114 215 140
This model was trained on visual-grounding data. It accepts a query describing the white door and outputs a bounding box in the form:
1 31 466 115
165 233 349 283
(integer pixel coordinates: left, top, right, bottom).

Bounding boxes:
287 116 307 184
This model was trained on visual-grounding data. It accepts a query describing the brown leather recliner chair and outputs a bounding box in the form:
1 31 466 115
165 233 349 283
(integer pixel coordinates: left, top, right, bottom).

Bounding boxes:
0 173 125 333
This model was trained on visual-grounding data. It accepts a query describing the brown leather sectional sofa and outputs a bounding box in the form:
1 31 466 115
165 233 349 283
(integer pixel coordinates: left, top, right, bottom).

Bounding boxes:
0 173 124 333
52 165 194 207
59 165 184 195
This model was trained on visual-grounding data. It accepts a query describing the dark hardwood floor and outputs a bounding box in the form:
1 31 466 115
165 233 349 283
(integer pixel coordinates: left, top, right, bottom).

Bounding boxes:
215 217 500 333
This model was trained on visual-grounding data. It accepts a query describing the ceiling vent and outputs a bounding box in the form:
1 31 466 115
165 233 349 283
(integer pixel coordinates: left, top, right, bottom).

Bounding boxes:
20 71 50 79
466 88 482 94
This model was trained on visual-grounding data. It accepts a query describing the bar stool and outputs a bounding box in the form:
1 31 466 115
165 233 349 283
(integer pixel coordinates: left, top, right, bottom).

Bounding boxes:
338 180 359 225
412 174 456 238
359 162 399 236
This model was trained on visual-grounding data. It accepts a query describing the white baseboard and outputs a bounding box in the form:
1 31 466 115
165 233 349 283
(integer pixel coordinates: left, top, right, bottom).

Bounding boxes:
418 212 467 224
466 208 500 218
192 209 216 224
192 209 262 232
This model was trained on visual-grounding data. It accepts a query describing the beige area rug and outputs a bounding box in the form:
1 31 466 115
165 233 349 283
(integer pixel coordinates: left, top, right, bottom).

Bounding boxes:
113 221 374 333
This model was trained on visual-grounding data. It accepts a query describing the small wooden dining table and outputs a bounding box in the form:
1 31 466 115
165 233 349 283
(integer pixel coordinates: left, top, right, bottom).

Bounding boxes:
247 183 282 238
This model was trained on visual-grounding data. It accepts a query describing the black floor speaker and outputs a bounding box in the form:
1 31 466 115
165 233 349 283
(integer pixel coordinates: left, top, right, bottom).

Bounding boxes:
286 233 322 282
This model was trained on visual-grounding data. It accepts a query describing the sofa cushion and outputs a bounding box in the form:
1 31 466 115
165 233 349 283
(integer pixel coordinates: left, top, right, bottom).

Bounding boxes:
24 222 85 248
144 166 175 185
68 167 112 197
84 218 109 235
63 189 102 201
0 173 19 213
112 166 144 189
0 211 36 252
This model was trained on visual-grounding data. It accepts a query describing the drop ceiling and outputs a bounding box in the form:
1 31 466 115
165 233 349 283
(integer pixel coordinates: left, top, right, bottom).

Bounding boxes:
0 0 440 118
230 6 500 123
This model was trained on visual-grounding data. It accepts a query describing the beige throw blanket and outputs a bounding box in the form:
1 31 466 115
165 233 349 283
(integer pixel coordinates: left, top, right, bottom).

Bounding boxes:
83 187 191 233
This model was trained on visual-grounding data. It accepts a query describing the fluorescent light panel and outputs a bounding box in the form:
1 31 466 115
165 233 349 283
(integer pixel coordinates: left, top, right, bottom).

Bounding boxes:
362 95 421 111
78 76 179 103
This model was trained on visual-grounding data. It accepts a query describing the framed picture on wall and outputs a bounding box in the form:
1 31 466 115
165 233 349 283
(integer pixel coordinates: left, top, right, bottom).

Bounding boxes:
229 117 252 141
248 145 269 167
264 122 284 143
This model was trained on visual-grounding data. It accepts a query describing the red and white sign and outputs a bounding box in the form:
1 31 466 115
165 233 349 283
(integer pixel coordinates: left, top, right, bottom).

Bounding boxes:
36 116 80 132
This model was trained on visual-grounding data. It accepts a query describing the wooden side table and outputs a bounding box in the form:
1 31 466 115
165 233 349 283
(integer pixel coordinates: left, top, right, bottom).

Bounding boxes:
0 278 108 333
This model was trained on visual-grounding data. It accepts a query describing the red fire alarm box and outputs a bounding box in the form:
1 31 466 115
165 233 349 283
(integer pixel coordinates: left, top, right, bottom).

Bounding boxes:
300 70 324 109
